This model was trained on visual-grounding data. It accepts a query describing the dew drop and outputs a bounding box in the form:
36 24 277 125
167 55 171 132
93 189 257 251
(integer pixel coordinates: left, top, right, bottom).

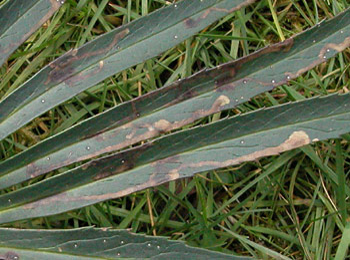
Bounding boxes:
157 245 161 249
243 80 247 84
103 239 107 243
326 49 330 53
74 244 78 248
121 160 125 164
8 199 11 203
271 79 276 84
174 4 177 7
117 253 121 256
341 30 344 34
174 35 178 39
323 55 327 59
121 241 124 244
47 157 50 161
41 99 45 103
86 146 91 151
147 243 151 247
313 40 316 43
287 75 291 80
240 140 245 144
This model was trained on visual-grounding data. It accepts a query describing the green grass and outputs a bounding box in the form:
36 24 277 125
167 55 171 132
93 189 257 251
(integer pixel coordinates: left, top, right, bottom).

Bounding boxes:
0 0 350 258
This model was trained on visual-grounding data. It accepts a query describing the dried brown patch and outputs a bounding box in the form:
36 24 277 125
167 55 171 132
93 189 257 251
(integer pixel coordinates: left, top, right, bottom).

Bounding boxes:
49 0 62 9
292 36 350 78
327 37 350 52
185 0 257 28
154 119 171 131
46 28 129 84
0 251 20 260
217 95 230 107
185 131 311 170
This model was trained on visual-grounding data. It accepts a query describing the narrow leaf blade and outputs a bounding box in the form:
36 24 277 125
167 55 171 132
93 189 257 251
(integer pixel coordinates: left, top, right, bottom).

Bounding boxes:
0 0 63 66
0 227 244 259
0 93 349 223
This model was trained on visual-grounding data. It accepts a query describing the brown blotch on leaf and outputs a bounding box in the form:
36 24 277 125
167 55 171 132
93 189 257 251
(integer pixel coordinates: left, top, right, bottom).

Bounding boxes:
185 0 257 29
92 162 132 181
49 0 62 8
46 28 129 85
290 36 350 79
91 144 152 181
184 18 198 28
0 251 20 260
185 131 311 170
45 49 80 84
26 163 44 179
216 38 294 91
154 119 172 132
168 169 180 180
327 37 350 52
217 95 230 107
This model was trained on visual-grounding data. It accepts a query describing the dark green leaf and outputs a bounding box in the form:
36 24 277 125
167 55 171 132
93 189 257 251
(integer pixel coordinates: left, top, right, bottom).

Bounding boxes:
0 227 245 259
0 93 349 223
0 0 63 66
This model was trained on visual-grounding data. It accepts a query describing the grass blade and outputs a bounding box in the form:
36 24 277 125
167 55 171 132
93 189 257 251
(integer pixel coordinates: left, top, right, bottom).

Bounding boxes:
334 222 350 260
